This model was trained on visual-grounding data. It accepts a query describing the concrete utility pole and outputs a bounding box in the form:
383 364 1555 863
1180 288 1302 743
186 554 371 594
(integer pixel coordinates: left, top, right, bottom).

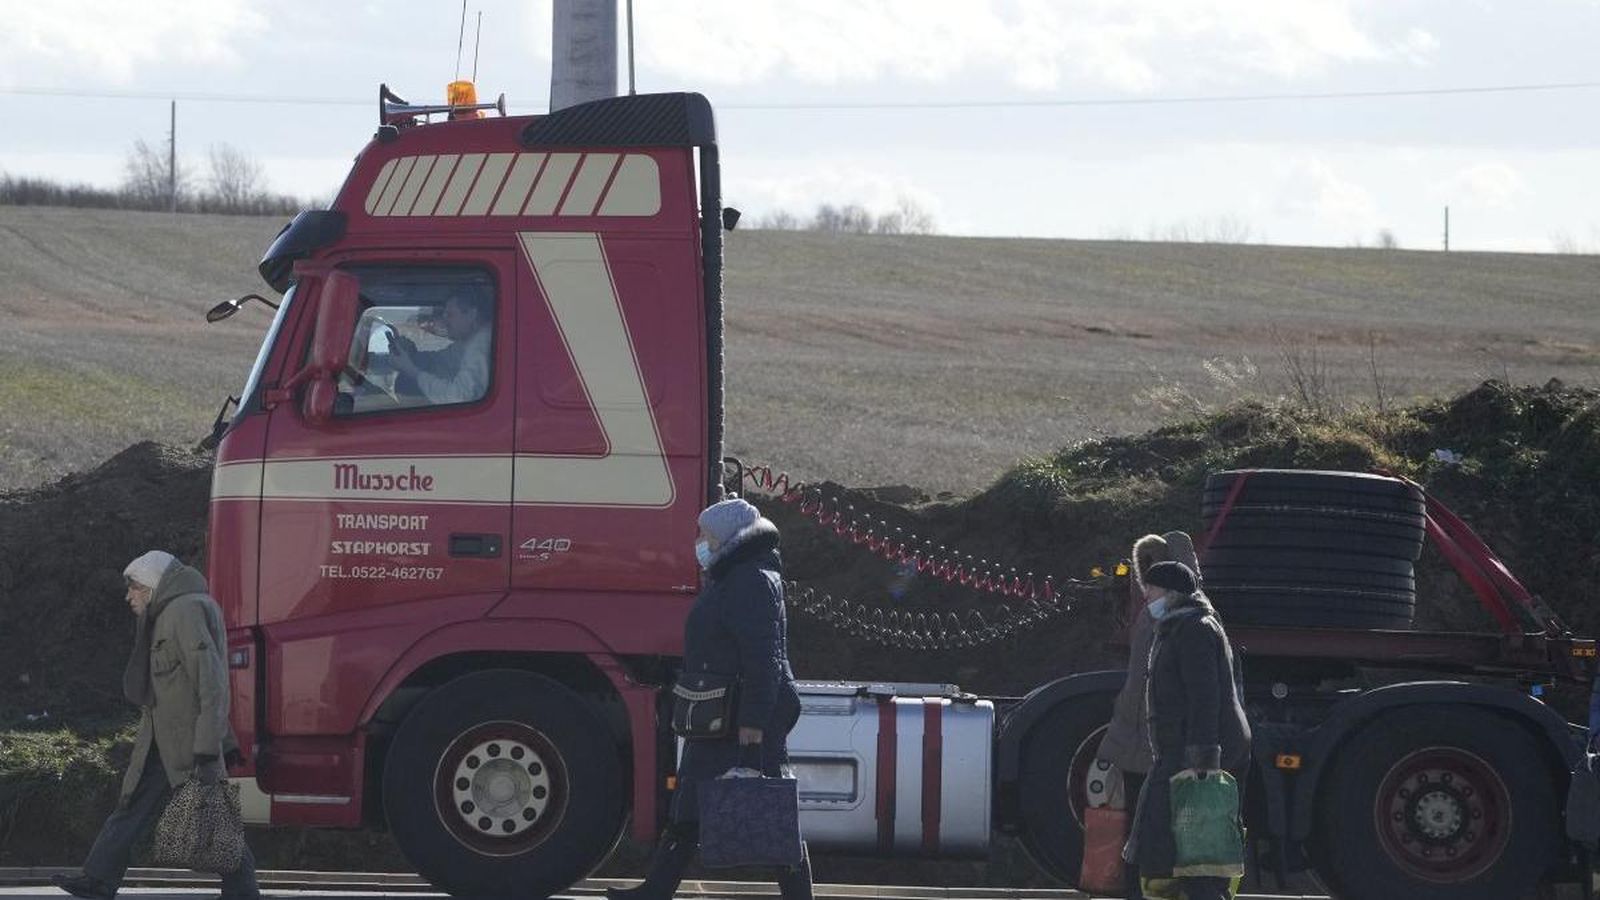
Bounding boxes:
550 0 617 112
1443 206 1450 252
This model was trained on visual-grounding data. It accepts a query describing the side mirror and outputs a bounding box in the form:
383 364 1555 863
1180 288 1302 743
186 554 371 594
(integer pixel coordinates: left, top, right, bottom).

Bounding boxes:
266 271 360 423
207 298 244 323
205 293 278 323
722 207 742 232
300 270 361 424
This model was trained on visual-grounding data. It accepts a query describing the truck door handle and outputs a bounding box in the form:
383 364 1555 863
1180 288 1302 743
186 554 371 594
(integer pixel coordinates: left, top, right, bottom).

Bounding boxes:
449 533 503 558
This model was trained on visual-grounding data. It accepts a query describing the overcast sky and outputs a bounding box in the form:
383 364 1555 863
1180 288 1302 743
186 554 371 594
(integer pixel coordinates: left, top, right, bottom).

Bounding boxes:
3 0 1597 251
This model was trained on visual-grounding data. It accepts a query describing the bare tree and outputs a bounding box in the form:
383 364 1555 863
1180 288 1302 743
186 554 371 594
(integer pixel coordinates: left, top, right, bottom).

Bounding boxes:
207 143 266 213
1274 328 1341 418
1366 331 1391 415
888 196 936 235
813 203 875 234
121 139 191 210
754 208 802 230
1375 228 1400 250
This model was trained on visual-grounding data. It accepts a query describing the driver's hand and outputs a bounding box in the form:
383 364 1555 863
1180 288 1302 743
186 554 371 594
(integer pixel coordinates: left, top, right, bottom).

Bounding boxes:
385 331 416 355
390 342 418 376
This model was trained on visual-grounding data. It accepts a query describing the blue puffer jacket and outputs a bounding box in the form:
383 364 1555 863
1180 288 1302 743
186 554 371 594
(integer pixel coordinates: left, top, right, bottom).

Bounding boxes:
672 524 801 822
682 523 799 732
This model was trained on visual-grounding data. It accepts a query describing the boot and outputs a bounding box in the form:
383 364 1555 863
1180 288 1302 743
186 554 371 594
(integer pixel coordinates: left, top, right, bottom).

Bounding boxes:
607 825 697 900
776 842 813 900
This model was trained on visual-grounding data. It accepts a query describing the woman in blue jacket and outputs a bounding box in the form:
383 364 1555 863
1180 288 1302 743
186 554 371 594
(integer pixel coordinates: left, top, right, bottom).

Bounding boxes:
610 497 810 900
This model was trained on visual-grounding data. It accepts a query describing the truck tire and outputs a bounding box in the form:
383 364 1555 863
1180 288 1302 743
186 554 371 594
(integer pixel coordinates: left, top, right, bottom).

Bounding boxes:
383 669 624 898
1203 523 1423 559
1016 693 1116 886
1200 470 1426 630
1204 469 1426 515
1310 707 1560 900
1200 563 1415 592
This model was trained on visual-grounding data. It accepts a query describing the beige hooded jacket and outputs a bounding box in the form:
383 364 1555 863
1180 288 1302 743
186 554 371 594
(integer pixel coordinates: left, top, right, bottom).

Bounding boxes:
119 561 237 806
1096 532 1199 776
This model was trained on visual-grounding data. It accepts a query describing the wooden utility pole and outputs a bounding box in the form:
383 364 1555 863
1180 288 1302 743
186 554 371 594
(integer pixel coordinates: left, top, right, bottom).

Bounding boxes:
168 100 177 213
550 0 617 112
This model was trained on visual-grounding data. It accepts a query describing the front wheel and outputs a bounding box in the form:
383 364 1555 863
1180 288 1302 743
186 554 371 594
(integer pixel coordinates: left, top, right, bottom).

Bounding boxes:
1015 693 1116 885
1310 707 1560 900
383 669 625 897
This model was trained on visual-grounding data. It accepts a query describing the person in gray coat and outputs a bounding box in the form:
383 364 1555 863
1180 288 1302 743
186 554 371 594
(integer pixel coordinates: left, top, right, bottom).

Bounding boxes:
53 552 258 900
1124 562 1250 900
608 498 810 900
1097 533 1199 900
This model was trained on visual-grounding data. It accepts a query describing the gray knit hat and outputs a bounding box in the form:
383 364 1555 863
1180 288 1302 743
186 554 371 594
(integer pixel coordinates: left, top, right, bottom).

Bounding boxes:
698 497 762 544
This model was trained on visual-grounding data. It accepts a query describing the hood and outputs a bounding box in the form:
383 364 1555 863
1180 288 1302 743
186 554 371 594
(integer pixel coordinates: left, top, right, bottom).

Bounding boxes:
148 562 210 621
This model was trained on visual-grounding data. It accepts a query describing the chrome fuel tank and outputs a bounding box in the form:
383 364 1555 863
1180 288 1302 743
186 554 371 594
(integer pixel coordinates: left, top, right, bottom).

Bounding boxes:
788 682 994 856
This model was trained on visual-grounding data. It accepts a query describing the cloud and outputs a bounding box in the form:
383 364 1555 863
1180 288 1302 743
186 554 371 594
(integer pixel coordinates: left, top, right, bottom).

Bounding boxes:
1 0 266 84
729 162 945 223
1275 158 1379 229
635 0 1423 93
1436 162 1525 209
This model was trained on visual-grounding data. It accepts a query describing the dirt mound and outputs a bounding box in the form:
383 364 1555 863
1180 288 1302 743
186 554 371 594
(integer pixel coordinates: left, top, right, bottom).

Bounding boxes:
767 380 1600 695
0 441 211 729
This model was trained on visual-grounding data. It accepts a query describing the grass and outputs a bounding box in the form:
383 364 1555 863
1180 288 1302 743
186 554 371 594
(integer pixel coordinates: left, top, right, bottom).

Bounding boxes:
2 207 1600 494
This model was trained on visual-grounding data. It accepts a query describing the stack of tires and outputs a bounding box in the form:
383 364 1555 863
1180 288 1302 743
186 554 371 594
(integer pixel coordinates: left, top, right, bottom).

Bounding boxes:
1198 469 1426 630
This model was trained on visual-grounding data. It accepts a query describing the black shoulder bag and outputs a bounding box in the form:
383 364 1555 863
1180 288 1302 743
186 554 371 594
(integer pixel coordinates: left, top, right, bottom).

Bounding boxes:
671 672 739 740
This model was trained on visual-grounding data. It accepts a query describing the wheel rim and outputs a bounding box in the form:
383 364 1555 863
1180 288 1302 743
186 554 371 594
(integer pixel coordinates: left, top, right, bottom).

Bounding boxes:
1373 746 1511 883
434 720 568 856
1067 724 1109 828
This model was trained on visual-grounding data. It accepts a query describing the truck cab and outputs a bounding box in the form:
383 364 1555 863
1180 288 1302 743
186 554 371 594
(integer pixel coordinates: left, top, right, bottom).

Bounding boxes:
210 91 729 894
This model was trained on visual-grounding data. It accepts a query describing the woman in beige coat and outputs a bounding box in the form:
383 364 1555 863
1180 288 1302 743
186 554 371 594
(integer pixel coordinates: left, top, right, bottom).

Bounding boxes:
1094 532 1200 900
53 551 258 900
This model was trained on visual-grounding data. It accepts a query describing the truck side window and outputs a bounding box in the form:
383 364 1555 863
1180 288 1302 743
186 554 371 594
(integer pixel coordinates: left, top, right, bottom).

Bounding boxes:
333 266 496 417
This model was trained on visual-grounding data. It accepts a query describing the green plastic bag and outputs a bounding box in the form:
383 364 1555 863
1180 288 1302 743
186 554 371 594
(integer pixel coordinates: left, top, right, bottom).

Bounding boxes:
1169 769 1245 878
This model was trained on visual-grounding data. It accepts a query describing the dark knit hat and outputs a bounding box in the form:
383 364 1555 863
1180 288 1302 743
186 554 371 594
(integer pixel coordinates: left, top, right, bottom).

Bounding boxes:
1143 561 1198 594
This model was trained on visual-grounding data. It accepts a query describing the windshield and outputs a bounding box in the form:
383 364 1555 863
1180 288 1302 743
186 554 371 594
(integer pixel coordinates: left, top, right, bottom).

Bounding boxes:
235 283 297 417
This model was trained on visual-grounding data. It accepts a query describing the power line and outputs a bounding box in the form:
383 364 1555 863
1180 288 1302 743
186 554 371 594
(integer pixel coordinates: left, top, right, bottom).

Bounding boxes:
2 79 1598 112
721 80 1600 110
0 86 374 107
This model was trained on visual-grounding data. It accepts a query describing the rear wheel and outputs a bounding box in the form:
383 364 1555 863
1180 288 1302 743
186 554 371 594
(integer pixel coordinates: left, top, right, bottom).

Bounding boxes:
1310 708 1559 900
1016 693 1116 885
383 669 624 897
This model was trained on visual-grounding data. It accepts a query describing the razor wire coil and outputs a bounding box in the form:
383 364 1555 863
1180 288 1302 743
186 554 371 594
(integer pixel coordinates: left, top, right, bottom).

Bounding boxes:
731 459 1119 648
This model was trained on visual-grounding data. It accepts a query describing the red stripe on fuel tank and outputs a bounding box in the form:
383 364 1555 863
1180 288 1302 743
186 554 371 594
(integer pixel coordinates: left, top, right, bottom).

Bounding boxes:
876 698 897 853
921 698 943 854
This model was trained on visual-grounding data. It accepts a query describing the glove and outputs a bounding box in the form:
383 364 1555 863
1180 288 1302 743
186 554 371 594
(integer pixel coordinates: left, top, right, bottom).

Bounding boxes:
224 747 246 770
737 741 763 772
1183 743 1222 777
194 753 222 785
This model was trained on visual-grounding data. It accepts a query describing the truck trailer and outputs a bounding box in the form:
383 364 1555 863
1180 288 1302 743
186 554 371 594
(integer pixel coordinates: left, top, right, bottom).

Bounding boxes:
204 88 1600 899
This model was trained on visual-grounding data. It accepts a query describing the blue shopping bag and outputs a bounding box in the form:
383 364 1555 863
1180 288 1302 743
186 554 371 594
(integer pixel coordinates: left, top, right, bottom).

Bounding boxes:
697 773 804 869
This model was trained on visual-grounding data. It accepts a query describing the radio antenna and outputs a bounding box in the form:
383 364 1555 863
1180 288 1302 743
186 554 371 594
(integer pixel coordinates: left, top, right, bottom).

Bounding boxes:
454 0 468 81
472 11 483 81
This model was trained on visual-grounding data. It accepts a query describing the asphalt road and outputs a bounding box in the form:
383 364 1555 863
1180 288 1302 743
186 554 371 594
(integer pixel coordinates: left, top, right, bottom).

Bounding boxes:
0 881 1332 900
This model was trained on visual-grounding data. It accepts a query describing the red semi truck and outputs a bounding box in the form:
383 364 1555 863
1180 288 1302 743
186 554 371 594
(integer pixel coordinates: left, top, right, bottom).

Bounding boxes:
205 89 1600 899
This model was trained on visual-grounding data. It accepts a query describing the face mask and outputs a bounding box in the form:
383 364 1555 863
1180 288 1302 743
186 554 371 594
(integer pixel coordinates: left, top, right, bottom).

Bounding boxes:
695 540 714 569
1146 595 1171 620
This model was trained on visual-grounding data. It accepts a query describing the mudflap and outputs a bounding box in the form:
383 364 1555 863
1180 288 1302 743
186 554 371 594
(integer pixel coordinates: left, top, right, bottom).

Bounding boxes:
1566 752 1600 900
1567 752 1600 847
